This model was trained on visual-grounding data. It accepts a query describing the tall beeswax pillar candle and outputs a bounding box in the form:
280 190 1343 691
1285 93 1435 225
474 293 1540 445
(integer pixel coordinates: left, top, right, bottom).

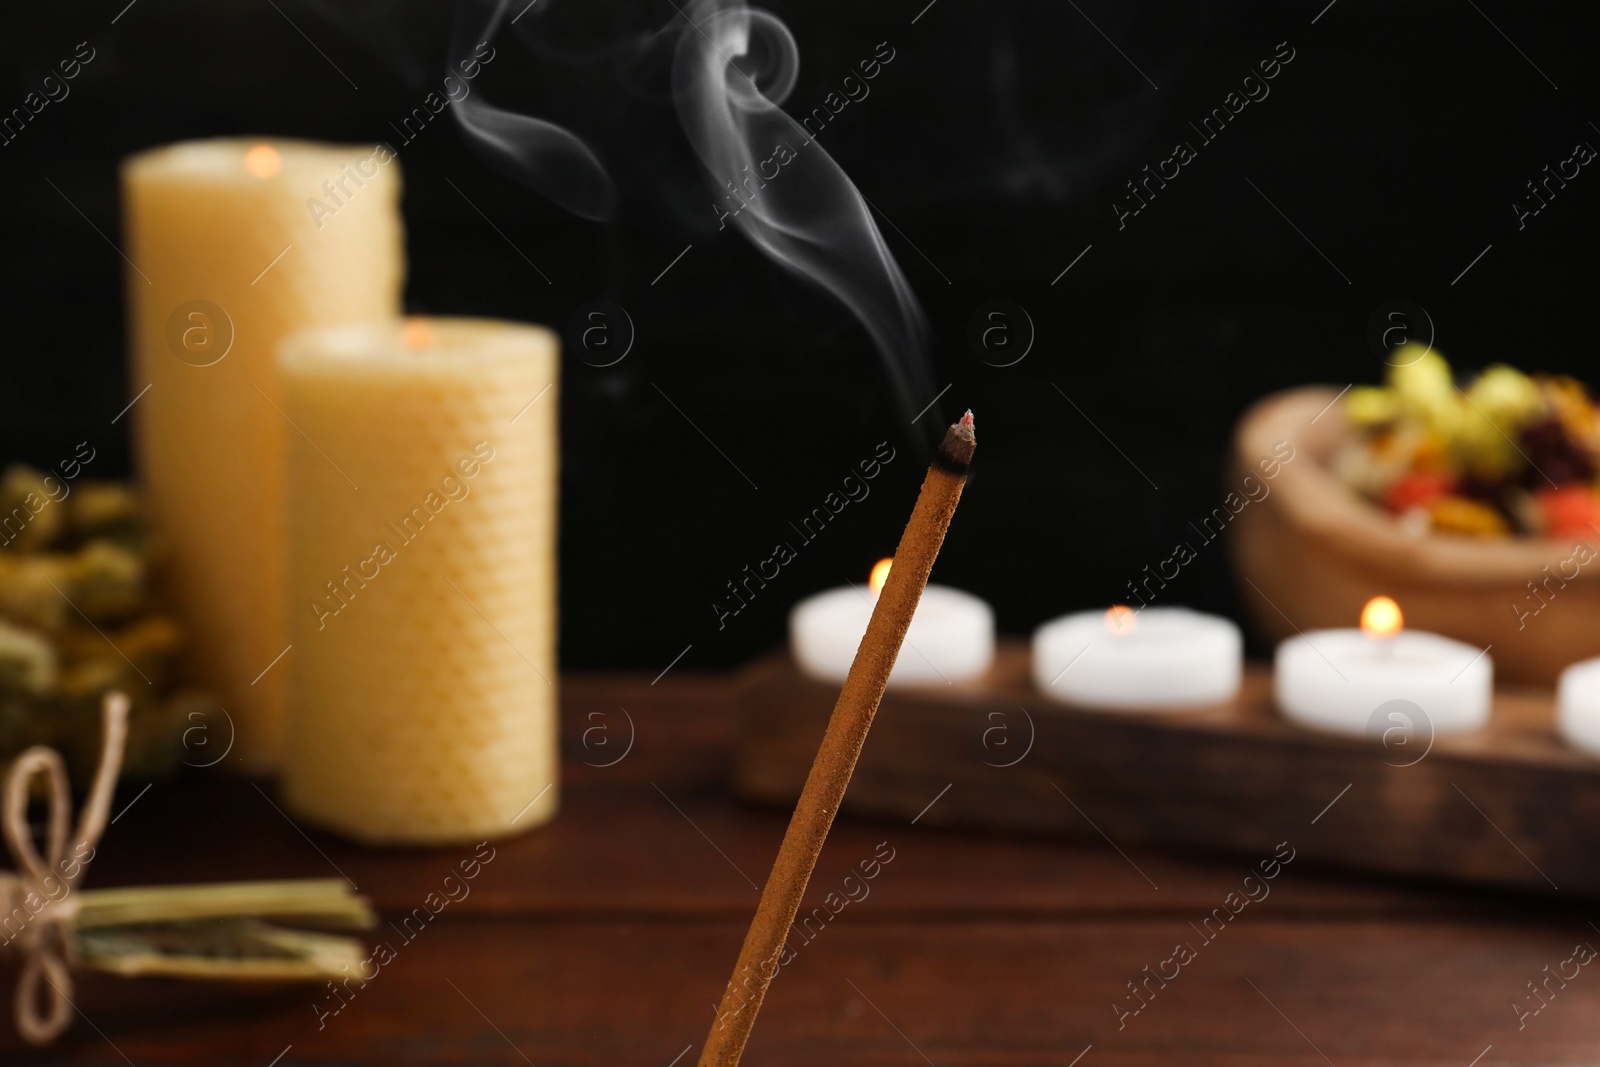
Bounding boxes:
122 139 404 774
279 318 560 845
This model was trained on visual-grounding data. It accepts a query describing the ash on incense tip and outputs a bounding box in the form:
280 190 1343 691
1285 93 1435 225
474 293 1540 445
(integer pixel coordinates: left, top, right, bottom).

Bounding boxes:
938 410 977 472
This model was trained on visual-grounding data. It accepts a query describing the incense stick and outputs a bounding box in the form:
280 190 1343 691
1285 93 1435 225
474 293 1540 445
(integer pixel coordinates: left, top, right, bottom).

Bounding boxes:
698 412 977 1067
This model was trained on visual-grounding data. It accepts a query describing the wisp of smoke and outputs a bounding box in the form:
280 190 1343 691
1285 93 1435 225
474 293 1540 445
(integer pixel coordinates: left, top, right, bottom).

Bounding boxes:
449 0 618 220
450 0 939 429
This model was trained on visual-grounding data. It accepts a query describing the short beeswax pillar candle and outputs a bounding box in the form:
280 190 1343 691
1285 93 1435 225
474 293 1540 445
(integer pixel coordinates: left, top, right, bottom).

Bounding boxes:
279 318 560 845
122 138 404 773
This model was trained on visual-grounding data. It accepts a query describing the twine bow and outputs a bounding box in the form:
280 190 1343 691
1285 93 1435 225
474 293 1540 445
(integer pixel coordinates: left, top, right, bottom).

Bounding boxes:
0 692 127 1046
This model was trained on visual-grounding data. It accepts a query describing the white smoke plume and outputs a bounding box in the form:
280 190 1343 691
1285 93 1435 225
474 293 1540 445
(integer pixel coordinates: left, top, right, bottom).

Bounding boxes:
451 0 939 426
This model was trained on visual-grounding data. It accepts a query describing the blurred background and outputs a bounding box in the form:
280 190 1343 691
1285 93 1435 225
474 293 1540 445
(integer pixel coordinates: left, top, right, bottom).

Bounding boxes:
2 0 1595 669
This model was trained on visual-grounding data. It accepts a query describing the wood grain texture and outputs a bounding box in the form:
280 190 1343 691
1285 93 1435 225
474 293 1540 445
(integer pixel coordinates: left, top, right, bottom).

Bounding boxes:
736 642 1600 897
2 669 1597 1064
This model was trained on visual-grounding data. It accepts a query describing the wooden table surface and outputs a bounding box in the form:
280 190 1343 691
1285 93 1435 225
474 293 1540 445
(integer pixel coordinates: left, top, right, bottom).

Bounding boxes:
5 670 1599 1065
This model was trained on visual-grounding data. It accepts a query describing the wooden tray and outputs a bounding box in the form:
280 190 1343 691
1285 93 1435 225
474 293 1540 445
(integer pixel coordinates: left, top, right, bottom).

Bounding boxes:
734 639 1600 896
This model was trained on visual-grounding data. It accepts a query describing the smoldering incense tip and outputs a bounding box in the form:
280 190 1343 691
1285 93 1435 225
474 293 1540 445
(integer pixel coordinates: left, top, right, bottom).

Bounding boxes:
937 410 976 473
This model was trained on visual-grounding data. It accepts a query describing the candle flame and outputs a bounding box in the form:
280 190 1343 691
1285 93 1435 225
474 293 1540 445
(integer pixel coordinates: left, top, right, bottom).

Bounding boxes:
868 558 893 596
243 144 282 179
402 318 435 351
1104 604 1137 636
1361 596 1403 639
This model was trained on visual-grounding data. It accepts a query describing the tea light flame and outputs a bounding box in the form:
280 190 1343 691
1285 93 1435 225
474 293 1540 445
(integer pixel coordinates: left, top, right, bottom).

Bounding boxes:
1360 596 1403 640
243 144 282 179
868 558 893 597
1104 604 1138 636
402 318 435 351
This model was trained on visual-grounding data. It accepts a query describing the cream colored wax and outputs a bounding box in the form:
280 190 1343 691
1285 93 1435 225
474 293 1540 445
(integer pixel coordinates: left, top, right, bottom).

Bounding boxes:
279 318 560 845
122 138 404 773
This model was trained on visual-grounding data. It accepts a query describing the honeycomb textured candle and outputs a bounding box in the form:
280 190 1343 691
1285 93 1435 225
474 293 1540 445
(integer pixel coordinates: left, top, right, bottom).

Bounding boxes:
121 138 404 773
279 320 559 845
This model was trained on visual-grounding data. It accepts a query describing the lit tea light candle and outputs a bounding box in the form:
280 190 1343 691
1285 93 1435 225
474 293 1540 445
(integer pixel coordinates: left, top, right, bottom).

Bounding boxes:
789 559 993 686
1032 606 1242 710
1273 596 1492 736
1557 656 1600 757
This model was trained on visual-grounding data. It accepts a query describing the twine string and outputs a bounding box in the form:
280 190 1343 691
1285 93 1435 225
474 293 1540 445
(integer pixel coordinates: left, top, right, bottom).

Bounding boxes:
0 692 128 1045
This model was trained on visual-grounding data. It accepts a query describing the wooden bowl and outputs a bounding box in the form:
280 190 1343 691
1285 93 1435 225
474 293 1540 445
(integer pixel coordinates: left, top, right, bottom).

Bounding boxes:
1229 386 1600 685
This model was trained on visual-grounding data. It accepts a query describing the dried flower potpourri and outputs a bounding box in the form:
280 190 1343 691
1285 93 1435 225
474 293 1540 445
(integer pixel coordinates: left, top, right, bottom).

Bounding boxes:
1338 344 1599 539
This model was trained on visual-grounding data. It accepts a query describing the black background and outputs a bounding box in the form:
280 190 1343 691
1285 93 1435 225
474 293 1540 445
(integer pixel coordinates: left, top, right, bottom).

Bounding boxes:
1 0 1595 669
